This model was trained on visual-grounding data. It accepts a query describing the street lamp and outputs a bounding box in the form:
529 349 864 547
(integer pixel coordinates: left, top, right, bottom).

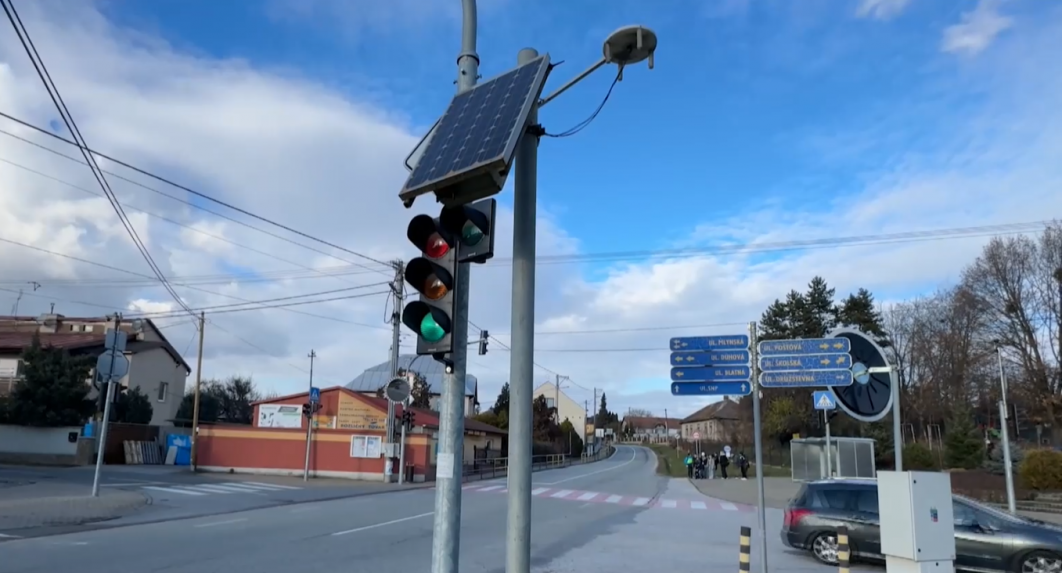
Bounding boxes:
992 339 1016 514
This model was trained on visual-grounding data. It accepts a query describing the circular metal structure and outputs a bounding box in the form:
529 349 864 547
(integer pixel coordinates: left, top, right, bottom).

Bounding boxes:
603 25 657 68
384 376 412 403
827 328 894 422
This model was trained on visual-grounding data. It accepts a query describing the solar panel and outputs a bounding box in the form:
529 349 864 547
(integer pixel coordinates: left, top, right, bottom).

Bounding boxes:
399 54 552 204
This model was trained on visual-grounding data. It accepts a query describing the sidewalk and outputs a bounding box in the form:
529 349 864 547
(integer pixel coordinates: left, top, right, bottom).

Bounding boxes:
688 476 799 508
0 482 149 531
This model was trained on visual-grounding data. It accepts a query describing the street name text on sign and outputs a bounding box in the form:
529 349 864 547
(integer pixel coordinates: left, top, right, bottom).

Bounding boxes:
670 335 750 351
671 381 752 397
757 338 850 356
668 335 752 396
813 391 837 410
670 350 750 367
671 366 752 382
755 336 853 389
759 354 852 371
760 370 853 388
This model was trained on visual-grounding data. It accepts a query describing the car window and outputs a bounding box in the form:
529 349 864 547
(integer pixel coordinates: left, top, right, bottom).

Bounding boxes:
855 490 879 514
791 485 809 507
811 488 851 510
953 502 977 526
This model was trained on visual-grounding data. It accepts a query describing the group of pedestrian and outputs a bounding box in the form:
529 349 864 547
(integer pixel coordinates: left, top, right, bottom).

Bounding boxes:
683 449 750 480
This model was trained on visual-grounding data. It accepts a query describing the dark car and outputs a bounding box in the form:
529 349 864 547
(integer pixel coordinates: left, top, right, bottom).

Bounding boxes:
781 479 1062 573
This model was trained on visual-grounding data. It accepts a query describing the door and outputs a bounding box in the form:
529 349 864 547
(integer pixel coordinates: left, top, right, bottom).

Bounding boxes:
849 488 882 557
953 501 1011 571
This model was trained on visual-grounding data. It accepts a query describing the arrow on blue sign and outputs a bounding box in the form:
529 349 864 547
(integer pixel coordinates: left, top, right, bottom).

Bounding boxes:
757 338 850 356
813 391 837 410
759 354 852 372
672 381 752 396
671 350 750 367
759 370 854 388
671 366 752 382
670 335 750 352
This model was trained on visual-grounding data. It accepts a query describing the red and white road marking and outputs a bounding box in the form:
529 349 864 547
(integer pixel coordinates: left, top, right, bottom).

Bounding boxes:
456 482 752 512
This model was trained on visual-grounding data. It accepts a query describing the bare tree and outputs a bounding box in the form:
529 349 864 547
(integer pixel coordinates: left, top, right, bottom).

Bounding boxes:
626 408 654 418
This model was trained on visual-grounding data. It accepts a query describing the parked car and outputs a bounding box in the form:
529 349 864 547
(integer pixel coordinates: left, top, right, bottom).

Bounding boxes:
782 479 1062 573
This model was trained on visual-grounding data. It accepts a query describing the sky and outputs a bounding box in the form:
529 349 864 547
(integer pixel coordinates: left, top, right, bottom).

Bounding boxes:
1 0 1060 419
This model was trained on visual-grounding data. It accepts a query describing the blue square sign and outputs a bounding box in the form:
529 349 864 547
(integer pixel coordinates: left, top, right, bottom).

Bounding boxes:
309 387 321 403
812 391 836 410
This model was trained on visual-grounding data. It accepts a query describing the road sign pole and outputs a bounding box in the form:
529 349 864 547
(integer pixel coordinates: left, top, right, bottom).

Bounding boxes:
431 4 478 573
91 314 121 498
891 365 902 471
303 350 316 482
748 321 768 573
507 45 539 573
825 410 832 479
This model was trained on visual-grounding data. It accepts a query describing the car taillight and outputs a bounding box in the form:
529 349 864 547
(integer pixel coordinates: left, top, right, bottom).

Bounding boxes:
784 508 812 527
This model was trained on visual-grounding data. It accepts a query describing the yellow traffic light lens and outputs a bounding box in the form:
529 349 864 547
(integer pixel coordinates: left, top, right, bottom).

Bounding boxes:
422 276 448 300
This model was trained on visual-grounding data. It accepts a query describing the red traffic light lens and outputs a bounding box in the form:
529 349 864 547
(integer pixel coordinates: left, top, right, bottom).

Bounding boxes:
425 233 449 259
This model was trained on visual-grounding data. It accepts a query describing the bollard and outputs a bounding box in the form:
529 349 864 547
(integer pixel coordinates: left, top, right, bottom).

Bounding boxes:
739 525 751 573
837 525 850 573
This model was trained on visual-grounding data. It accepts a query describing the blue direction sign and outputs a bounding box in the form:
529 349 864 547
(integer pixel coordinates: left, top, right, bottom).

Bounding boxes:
672 381 753 397
670 335 750 352
813 391 837 410
670 350 750 367
309 387 321 403
757 338 850 356
671 366 751 382
760 370 854 388
759 354 852 372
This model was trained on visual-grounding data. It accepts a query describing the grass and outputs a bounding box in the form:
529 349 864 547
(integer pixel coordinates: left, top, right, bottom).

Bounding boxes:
648 444 791 478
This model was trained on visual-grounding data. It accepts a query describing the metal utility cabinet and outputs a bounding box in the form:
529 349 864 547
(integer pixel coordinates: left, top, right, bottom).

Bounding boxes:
878 471 956 573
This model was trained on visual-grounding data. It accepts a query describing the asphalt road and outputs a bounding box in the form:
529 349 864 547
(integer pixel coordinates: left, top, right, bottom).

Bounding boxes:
1 447 873 573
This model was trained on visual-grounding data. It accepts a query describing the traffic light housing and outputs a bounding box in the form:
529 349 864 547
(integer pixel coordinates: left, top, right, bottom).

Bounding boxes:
302 403 311 417
478 329 489 356
440 198 496 264
402 214 458 356
401 409 415 430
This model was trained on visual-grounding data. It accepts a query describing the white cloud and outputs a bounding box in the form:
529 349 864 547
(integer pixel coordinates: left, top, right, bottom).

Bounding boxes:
942 0 1013 56
855 0 911 20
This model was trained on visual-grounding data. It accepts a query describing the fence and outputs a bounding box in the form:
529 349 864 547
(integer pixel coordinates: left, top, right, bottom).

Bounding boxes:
462 444 616 481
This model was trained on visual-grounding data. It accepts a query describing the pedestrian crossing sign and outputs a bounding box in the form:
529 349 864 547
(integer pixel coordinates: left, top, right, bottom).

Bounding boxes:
813 391 836 410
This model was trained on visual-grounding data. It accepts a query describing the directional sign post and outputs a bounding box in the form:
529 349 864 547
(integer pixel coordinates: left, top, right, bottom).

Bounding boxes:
756 337 853 389
813 391 837 479
671 381 752 396
669 336 752 397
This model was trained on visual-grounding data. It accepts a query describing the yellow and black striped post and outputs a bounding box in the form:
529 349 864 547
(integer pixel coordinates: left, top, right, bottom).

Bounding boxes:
837 525 850 573
739 525 751 573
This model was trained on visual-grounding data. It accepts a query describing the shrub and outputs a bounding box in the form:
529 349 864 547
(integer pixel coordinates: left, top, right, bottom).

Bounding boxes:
904 443 939 470
982 441 1023 475
1019 449 1062 491
945 408 984 470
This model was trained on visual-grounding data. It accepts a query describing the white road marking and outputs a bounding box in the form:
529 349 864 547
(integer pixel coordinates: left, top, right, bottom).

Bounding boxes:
194 518 247 528
218 483 277 491
0 533 21 538
691 501 708 510
143 486 206 496
661 499 678 509
577 492 597 501
184 485 237 494
242 481 301 490
605 495 622 504
198 484 258 493
331 512 434 536
550 489 574 498
720 502 738 511
531 488 549 495
633 497 650 506
100 481 161 487
533 447 639 485
477 485 504 492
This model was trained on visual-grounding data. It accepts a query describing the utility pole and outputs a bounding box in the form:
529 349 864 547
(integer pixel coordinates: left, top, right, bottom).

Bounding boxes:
431 3 477 572
387 261 404 481
91 313 122 497
303 349 316 482
749 321 768 573
189 311 205 471
996 345 1016 513
554 374 562 423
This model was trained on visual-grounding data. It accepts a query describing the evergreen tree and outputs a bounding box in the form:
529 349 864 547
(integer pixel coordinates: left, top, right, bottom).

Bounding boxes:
836 288 888 345
596 392 608 425
114 386 154 424
396 369 432 409
945 406 984 469
491 382 510 415
7 335 95 427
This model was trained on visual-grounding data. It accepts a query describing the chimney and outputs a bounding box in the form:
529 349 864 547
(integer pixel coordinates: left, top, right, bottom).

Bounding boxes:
36 313 65 334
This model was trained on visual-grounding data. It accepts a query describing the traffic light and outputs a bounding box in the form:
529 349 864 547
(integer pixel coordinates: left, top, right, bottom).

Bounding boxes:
402 213 458 356
302 403 311 417
478 329 489 356
439 198 496 264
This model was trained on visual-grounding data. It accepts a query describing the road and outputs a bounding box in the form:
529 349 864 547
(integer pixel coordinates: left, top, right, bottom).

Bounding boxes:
1 446 870 573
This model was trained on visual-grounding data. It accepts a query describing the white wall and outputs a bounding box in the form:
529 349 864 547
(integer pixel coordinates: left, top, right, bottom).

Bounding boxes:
533 383 587 439
0 425 81 455
126 347 187 426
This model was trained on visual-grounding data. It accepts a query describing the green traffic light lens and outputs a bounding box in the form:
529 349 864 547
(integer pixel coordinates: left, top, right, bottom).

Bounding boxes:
419 314 446 342
461 221 483 246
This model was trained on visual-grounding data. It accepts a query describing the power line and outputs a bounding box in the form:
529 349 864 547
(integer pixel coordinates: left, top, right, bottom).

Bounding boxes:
125 284 390 319
0 112 393 276
489 321 749 337
468 319 564 378
2 0 195 318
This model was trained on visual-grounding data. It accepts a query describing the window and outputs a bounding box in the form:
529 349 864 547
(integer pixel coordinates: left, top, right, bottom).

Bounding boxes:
545 398 555 409
953 502 978 527
350 435 383 458
855 490 879 514
157 382 169 402
811 487 851 510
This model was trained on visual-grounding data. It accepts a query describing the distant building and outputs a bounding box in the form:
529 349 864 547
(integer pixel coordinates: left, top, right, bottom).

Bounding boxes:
623 416 680 443
680 397 742 442
345 355 479 415
0 313 191 426
532 381 587 440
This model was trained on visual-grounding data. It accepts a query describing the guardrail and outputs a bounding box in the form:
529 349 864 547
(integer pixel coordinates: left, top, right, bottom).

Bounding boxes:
461 444 616 482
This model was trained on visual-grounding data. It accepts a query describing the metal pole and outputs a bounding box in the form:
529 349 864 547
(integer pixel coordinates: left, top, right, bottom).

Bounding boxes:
998 401 1016 513
431 4 477 573
825 411 832 479
892 364 903 471
91 314 121 497
398 407 408 485
749 321 768 573
996 346 1008 418
506 45 539 573
303 350 315 482
189 311 205 470
388 263 404 481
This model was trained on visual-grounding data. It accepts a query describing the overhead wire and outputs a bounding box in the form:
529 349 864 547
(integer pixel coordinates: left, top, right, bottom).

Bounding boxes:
543 68 621 138
125 283 390 319
1 0 195 319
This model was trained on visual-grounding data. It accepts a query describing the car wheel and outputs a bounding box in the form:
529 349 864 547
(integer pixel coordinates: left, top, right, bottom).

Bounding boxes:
811 532 839 565
1017 550 1062 573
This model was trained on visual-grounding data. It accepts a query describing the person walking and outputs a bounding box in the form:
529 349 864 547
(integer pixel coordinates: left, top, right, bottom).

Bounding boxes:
738 451 750 480
707 453 715 479
684 452 695 478
719 451 729 479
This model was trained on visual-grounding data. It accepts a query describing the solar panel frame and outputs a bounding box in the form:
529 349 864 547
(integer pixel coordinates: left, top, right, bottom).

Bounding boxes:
399 54 552 204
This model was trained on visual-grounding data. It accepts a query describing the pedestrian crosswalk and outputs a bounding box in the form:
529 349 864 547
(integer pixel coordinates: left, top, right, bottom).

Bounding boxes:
458 482 751 512
141 481 302 497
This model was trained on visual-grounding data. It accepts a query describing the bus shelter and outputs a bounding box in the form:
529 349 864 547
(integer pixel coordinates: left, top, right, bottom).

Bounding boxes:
790 437 876 481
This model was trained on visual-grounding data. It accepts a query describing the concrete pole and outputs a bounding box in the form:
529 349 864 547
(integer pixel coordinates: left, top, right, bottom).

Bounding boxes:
387 262 404 480
91 314 121 497
430 3 478 573
892 365 903 472
189 311 205 470
303 350 316 482
749 321 768 573
999 401 1017 513
506 45 540 573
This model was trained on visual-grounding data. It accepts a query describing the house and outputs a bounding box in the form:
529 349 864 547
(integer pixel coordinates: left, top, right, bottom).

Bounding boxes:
623 415 680 443
197 386 506 482
680 397 742 442
0 313 191 426
532 381 587 441
345 354 479 414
